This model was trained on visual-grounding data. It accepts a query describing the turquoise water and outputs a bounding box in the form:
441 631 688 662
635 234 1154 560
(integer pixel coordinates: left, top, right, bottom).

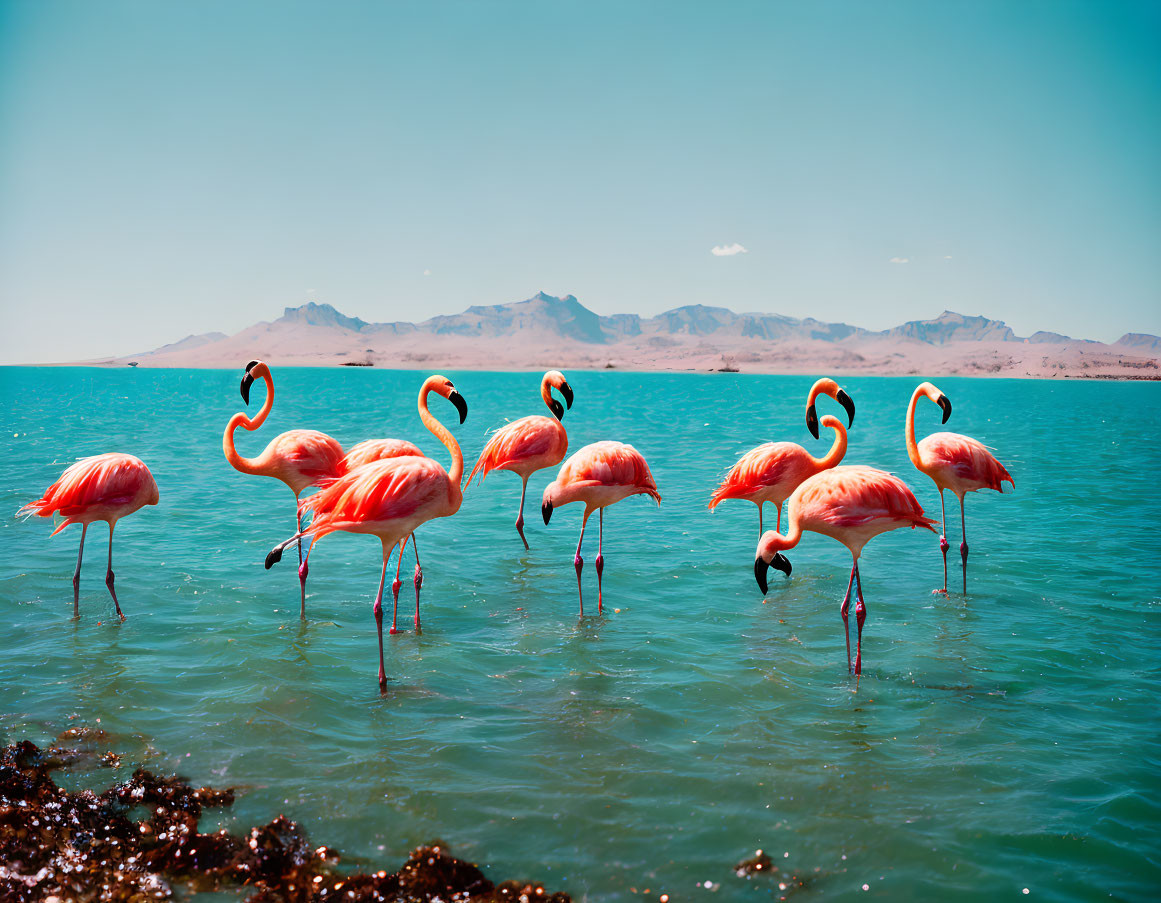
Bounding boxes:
2 367 1159 901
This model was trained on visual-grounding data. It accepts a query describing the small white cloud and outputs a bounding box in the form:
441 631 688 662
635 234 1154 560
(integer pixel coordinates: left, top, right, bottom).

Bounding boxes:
306 288 317 293
889 257 910 264
943 255 952 260
423 269 432 276
711 243 748 257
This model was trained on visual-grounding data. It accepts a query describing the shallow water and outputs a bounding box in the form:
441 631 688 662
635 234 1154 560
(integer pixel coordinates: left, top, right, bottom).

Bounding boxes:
1 367 1159 901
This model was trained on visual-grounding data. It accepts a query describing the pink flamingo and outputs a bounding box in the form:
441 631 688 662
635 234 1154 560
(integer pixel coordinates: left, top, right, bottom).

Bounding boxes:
905 382 1014 594
335 438 425 635
541 441 661 616
754 456 936 675
709 377 855 536
223 360 345 618
466 370 574 549
18 454 159 619
264 375 467 691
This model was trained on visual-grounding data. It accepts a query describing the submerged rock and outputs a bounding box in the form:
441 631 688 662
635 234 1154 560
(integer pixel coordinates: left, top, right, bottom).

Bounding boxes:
0 739 569 902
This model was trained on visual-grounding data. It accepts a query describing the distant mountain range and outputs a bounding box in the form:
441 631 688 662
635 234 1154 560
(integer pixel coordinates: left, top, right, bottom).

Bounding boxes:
97 292 1159 379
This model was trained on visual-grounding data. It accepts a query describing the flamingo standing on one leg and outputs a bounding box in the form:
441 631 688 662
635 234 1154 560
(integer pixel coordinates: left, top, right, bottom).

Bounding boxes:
223 360 345 619
336 438 425 635
754 456 936 675
263 375 468 691
905 382 1014 594
466 370 574 550
709 377 856 538
18 454 159 620
541 441 660 616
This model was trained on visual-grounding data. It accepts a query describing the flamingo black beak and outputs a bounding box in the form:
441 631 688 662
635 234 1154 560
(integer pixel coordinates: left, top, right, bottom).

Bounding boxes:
837 389 856 427
561 381 574 409
755 553 792 594
240 360 259 404
448 389 468 424
542 499 553 525
937 394 952 424
549 399 565 421
264 546 283 570
806 404 820 440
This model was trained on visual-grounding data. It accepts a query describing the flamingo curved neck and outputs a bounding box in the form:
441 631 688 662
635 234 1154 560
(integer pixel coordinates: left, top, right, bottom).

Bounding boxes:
811 421 847 471
418 380 464 489
905 385 924 471
767 516 804 555
540 373 553 413
223 371 275 475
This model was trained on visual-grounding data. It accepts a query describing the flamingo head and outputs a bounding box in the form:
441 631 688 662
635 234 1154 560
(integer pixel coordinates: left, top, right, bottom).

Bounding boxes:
754 531 794 594
541 480 564 525
542 370 574 421
428 376 468 423
806 379 855 439
239 360 269 405
918 381 952 423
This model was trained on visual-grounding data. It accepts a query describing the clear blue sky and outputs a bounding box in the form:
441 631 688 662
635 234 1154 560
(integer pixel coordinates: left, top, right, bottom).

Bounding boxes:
1 0 1158 362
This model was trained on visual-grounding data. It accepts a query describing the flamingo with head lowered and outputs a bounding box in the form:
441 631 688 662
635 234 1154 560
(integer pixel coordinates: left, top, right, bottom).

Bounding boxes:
264 375 468 692
19 454 159 620
541 441 660 616
223 360 345 619
467 369 574 549
709 377 855 538
905 382 1014 594
754 457 936 675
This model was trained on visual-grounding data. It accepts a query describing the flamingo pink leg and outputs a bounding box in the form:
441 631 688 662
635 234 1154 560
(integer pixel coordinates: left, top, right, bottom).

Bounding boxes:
373 553 389 692
296 506 308 620
105 524 124 621
574 514 589 617
516 477 530 550
936 490 949 595
595 508 605 614
776 505 782 533
757 502 763 538
840 561 855 673
390 538 404 635
413 535 423 633
959 497 969 594
73 523 87 618
853 563 867 676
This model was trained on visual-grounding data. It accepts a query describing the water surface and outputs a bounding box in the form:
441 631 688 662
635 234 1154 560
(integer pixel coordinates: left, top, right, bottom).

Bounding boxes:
1 367 1158 901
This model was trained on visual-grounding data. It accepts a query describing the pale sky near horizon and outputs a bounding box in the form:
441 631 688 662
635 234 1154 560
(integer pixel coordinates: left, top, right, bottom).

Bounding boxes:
1 0 1159 363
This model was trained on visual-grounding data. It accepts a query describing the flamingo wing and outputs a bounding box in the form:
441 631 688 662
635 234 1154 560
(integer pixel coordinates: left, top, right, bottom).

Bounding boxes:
709 442 804 508
342 438 425 471
922 432 1014 491
467 415 563 486
796 466 936 531
562 441 661 502
19 454 156 533
301 457 451 532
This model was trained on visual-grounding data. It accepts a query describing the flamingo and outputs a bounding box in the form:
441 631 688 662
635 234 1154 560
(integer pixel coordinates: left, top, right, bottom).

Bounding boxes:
335 438 425 635
223 360 345 619
466 369 574 549
18 454 159 620
754 456 936 675
709 377 856 537
263 375 468 691
905 382 1014 594
541 441 660 616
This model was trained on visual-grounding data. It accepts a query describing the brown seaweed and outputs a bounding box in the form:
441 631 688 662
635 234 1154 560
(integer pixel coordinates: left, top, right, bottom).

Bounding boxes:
0 739 569 903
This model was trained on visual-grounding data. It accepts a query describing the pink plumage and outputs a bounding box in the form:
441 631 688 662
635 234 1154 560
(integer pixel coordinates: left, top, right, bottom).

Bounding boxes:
467 370 572 550
341 438 425 472
20 453 159 535
755 464 935 676
710 377 855 536
542 440 661 616
19 453 159 619
905 381 1014 594
265 374 469 691
223 360 346 617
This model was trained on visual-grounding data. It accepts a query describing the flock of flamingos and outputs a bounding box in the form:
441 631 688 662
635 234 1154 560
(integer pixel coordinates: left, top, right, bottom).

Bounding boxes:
19 361 1013 690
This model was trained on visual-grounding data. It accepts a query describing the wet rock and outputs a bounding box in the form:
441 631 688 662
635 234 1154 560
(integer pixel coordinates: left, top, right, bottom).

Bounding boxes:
0 739 570 903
